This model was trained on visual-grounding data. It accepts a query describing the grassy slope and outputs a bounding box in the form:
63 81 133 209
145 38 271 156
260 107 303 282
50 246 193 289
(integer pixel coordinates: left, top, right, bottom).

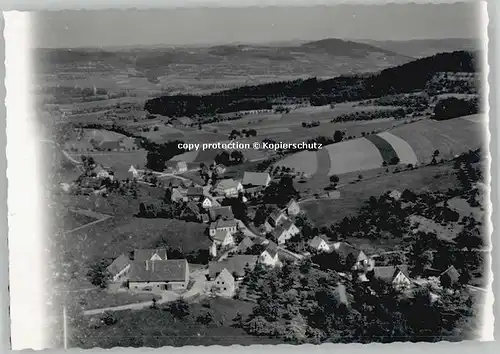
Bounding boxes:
69 298 280 348
301 162 460 227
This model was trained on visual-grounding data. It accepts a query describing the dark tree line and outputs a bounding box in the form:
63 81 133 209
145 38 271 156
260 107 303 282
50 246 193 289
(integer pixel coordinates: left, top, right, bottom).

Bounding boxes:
144 51 478 118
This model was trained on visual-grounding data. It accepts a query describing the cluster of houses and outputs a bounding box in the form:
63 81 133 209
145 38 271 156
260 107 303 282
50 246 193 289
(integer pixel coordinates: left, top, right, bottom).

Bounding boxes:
106 248 190 291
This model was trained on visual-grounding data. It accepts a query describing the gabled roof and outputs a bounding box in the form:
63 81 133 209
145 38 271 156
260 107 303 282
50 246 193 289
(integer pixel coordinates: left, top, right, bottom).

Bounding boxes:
242 172 270 187
269 210 286 223
238 237 254 252
106 254 131 276
133 248 168 262
209 255 258 278
171 188 185 200
215 268 235 283
440 265 460 282
333 242 363 260
187 186 204 196
213 229 231 242
280 218 296 231
128 259 188 283
175 116 194 125
271 226 286 241
309 235 329 249
287 199 300 208
210 218 237 229
209 206 234 221
263 241 278 258
373 265 410 282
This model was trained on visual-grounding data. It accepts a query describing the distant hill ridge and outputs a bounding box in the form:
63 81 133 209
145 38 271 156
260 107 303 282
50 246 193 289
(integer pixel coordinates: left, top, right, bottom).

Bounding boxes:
144 50 479 117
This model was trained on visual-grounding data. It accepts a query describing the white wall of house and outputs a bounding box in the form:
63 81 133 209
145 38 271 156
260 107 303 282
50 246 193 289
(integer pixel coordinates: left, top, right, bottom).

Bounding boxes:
202 198 212 208
317 240 330 252
112 264 131 283
214 271 236 297
393 272 411 290
259 251 279 267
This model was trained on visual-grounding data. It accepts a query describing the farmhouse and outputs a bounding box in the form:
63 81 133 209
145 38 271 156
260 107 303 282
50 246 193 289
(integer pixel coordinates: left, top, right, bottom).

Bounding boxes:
370 265 412 291
211 229 235 248
209 219 238 237
259 242 280 267
242 172 271 188
271 219 300 245
128 259 189 291
208 255 258 281
332 242 369 270
286 199 301 216
201 197 213 209
440 265 461 287
215 179 244 198
133 248 168 262
107 254 131 283
309 235 330 252
213 268 236 297
209 206 234 221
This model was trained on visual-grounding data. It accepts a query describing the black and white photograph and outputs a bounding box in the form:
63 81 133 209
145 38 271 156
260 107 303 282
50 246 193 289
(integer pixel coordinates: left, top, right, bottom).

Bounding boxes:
7 0 493 349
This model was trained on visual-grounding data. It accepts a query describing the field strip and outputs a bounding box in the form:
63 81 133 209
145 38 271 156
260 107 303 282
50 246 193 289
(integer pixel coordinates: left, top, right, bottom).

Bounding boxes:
326 138 384 176
377 131 419 165
364 134 398 164
316 148 331 178
274 149 318 176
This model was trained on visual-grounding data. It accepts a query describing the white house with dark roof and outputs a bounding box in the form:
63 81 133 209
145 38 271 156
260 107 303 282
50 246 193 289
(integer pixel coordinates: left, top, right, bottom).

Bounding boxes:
309 235 330 252
211 229 234 248
286 199 301 216
208 255 258 280
242 172 271 188
128 259 189 291
271 219 300 244
107 254 131 283
209 219 237 237
259 242 280 267
370 265 412 291
213 268 236 297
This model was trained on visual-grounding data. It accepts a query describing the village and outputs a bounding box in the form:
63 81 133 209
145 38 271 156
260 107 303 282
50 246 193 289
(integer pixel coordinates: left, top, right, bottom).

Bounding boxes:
60 153 480 314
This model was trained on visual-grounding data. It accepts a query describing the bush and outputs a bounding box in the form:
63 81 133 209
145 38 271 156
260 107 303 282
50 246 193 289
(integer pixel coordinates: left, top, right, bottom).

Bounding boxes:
433 97 479 120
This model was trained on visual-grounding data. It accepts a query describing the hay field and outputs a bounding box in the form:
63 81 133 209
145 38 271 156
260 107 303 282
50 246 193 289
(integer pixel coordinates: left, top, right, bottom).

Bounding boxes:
389 115 486 164
326 138 384 176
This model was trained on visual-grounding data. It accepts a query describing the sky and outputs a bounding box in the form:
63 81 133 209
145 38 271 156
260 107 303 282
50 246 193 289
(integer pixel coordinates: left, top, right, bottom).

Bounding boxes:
32 2 482 48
